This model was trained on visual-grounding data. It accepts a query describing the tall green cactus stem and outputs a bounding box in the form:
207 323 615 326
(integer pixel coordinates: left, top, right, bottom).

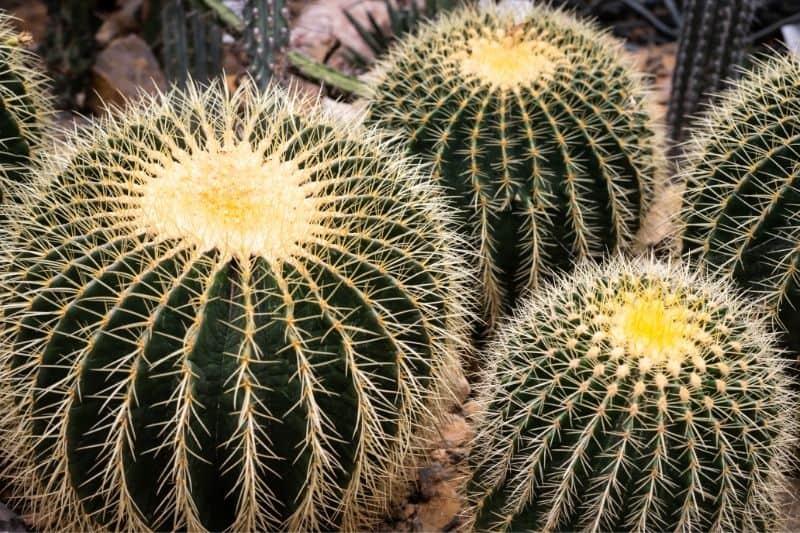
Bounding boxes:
667 0 756 145
244 0 290 89
0 82 472 532
467 257 797 532
366 6 659 327
160 0 224 88
0 13 51 188
681 54 800 355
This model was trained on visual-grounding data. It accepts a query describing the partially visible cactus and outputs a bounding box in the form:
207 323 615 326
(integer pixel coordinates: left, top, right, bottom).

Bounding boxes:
0 12 52 188
667 0 756 145
244 0 290 89
467 257 797 532
0 82 472 532
43 0 101 108
366 5 660 328
682 54 800 354
160 0 224 88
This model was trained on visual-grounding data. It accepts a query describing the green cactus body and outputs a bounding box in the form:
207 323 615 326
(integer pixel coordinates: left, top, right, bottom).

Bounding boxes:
366 6 659 327
0 13 51 186
0 82 471 532
467 257 796 532
681 54 800 354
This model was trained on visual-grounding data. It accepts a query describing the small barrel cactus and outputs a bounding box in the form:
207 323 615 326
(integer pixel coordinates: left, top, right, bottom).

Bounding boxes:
0 12 51 185
681 54 800 354
366 5 659 326
0 82 472 532
467 257 797 532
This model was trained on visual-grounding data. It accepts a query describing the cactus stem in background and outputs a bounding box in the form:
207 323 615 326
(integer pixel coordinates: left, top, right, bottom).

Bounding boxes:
245 0 291 89
666 0 756 147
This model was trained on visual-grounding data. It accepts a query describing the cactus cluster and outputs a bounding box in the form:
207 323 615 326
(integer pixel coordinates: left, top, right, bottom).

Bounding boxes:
667 0 757 145
0 3 799 533
367 6 659 326
0 12 51 187
681 54 800 354
0 82 472 532
467 257 796 532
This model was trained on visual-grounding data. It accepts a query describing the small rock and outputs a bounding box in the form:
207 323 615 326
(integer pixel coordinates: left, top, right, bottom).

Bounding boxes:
0 501 27 533
462 399 481 418
7 0 48 44
414 481 462 532
88 34 167 114
454 374 470 403
418 463 447 501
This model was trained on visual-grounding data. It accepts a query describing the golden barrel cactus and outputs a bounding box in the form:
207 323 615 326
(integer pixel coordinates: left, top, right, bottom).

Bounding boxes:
0 83 472 532
468 257 797 532
0 11 51 187
366 5 660 326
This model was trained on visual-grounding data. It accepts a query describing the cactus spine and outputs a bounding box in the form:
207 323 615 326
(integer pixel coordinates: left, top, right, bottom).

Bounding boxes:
0 82 471 532
667 0 756 145
244 0 290 89
366 6 659 327
0 12 51 187
467 257 797 532
681 54 800 354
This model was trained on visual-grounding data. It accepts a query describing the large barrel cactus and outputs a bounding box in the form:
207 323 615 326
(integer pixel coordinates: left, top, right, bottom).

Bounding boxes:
0 82 472 532
366 5 659 326
467 257 796 532
681 54 800 354
0 12 51 185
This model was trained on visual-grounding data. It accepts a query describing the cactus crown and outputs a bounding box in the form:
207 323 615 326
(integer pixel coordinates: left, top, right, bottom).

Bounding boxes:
137 118 317 260
453 27 567 89
680 53 800 351
367 5 659 326
468 257 797 532
0 82 472 532
0 12 52 181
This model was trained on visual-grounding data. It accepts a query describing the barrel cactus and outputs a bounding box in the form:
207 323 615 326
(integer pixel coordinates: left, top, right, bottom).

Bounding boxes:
467 257 796 532
681 54 800 354
0 82 472 532
366 5 659 326
0 12 51 185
